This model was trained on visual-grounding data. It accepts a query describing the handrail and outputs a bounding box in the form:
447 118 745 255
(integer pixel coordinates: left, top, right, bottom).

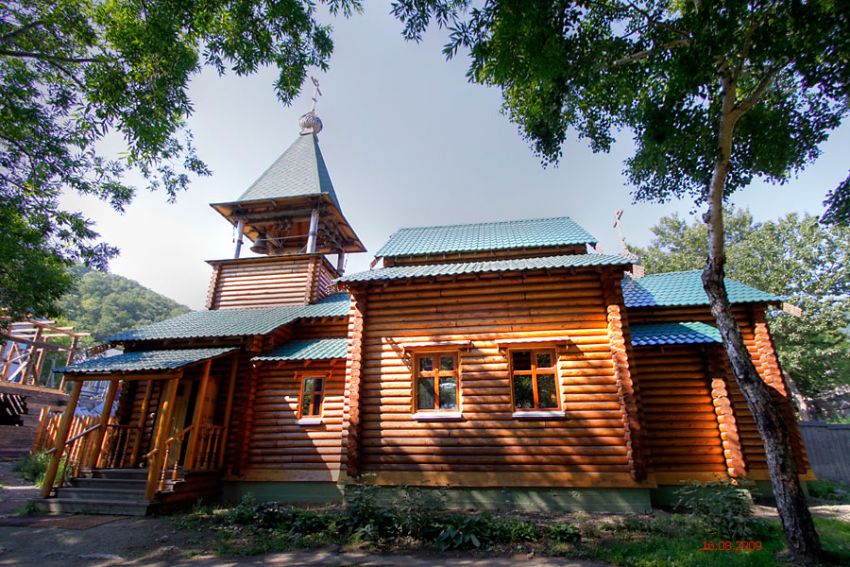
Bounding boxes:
44 423 100 455
144 423 195 459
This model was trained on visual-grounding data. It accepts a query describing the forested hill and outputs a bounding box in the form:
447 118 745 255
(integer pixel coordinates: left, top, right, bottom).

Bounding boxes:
59 266 190 342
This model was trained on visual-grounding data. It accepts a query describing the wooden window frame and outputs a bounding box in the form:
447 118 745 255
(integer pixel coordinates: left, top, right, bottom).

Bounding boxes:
509 348 562 412
297 372 328 420
412 351 461 414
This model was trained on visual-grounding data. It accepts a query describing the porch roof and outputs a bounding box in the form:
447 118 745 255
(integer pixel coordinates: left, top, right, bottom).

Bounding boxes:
106 293 350 343
253 338 348 362
630 322 721 346
622 271 780 307
56 347 237 375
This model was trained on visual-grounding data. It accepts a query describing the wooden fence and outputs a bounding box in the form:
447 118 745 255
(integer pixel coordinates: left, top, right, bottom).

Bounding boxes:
799 422 850 484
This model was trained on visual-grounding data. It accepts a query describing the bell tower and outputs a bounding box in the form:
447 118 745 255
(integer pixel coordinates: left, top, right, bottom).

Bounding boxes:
205 79 365 310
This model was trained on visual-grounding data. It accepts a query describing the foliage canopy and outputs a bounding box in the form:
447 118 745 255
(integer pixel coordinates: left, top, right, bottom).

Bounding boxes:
0 0 359 319
634 209 850 397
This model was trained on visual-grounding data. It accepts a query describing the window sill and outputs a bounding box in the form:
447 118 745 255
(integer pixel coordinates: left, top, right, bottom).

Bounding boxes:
512 410 566 419
412 411 463 422
297 417 323 426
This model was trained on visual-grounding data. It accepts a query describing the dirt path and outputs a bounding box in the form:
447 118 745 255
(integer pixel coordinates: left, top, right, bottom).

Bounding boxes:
0 515 607 567
0 460 40 517
754 503 850 522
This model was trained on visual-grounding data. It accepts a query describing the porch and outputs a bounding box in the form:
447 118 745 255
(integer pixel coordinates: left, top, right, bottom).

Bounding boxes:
38 347 240 514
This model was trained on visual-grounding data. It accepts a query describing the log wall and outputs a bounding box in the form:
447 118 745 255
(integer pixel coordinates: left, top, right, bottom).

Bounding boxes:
206 255 339 310
627 303 807 476
631 345 728 475
382 245 589 267
245 359 345 481
344 269 643 485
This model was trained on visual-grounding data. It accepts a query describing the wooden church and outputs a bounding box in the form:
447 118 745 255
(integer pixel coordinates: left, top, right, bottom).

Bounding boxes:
42 101 809 515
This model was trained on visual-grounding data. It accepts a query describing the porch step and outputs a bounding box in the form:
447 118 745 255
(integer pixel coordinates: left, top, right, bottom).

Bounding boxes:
69 477 148 491
41 497 150 516
47 468 164 516
82 468 149 480
55 487 146 501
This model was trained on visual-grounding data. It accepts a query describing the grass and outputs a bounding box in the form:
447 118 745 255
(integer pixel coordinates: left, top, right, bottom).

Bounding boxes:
173 489 850 566
583 516 850 567
807 480 850 504
13 452 64 487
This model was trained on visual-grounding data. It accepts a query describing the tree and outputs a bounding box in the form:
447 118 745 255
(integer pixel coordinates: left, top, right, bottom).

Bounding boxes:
390 0 850 561
634 209 850 397
0 0 359 321
58 265 190 342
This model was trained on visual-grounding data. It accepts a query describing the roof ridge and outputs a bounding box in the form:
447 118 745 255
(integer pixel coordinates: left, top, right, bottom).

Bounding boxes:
391 215 579 232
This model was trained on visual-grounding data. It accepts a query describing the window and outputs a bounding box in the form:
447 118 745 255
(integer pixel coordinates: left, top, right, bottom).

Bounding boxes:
299 375 325 418
414 352 459 412
510 350 560 411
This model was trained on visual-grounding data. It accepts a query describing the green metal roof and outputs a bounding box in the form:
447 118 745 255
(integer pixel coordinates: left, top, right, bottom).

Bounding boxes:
108 293 350 343
630 322 721 346
253 338 348 362
622 271 780 307
57 347 237 374
339 254 632 284
375 217 597 258
236 134 340 208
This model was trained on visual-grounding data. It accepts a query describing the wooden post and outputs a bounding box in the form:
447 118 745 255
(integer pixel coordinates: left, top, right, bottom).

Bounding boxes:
337 250 346 274
131 380 154 467
185 360 213 470
88 379 119 469
234 218 245 258
41 380 83 498
306 207 319 253
145 376 180 501
219 352 240 469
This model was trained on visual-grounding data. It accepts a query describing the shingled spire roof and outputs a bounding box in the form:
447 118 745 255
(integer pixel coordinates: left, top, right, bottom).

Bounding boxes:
236 133 341 208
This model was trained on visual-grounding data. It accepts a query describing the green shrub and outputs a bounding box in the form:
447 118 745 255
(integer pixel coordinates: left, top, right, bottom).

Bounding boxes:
547 522 581 544
219 494 258 525
387 487 438 540
807 479 850 503
14 451 63 487
675 479 754 539
492 517 539 542
434 513 494 550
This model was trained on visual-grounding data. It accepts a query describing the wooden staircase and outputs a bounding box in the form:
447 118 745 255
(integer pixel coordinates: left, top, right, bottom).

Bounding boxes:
41 468 223 516
43 469 151 516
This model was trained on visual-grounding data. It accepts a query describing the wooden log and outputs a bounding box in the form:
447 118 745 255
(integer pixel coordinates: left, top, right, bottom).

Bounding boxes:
40 381 83 498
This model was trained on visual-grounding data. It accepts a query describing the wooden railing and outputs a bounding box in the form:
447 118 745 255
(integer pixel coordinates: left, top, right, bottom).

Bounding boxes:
100 424 144 468
188 424 225 470
44 421 101 489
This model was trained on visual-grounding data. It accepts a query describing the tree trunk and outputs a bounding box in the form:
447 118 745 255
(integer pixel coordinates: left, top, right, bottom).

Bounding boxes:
703 79 820 564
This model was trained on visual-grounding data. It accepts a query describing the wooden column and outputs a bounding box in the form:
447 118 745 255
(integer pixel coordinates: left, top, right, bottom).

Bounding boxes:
237 363 260 474
219 352 240 469
602 275 645 481
145 376 180 501
131 380 154 467
341 293 366 477
41 380 83 498
306 207 319 253
185 360 213 470
87 379 119 469
706 350 747 478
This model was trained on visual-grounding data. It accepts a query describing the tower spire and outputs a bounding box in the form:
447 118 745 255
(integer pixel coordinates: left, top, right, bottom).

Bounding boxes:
299 76 323 135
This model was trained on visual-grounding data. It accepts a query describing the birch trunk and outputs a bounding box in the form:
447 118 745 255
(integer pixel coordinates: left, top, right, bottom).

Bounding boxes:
702 78 820 564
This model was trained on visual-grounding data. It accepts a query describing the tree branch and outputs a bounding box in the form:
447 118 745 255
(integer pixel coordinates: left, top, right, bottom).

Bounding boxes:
0 49 98 64
611 39 692 67
733 65 782 116
0 20 45 45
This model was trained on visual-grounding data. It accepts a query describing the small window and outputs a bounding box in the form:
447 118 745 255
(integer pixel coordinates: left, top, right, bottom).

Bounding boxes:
299 376 325 418
510 349 559 411
414 352 459 412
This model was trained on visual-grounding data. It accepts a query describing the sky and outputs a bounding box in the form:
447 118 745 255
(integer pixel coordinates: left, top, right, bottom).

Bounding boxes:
61 4 850 311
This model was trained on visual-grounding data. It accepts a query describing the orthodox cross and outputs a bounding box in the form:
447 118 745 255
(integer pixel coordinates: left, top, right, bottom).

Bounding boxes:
310 76 322 112
613 209 638 259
